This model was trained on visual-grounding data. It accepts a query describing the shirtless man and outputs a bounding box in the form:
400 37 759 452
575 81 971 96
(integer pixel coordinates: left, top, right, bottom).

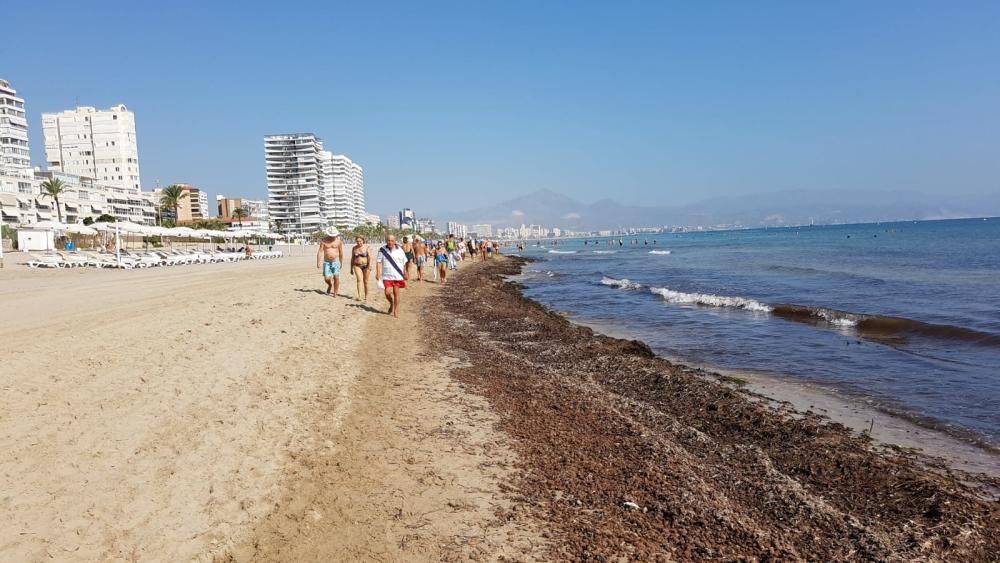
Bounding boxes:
316 226 344 297
401 236 414 279
413 238 427 281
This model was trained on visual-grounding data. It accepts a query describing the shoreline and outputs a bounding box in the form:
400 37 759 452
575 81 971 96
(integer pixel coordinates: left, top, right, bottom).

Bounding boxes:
560 316 1000 478
433 255 1000 560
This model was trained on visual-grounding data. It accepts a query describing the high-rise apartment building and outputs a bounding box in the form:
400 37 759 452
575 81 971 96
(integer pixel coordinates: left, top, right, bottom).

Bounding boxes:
329 154 364 228
42 105 141 190
447 221 467 238
399 208 415 230
265 133 366 235
265 133 329 236
0 79 32 178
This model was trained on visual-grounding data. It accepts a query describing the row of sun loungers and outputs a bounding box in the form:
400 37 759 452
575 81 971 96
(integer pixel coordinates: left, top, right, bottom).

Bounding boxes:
25 248 284 269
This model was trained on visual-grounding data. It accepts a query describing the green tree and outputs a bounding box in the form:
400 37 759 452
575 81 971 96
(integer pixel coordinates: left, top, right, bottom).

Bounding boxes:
95 214 117 223
231 207 248 229
39 178 68 223
82 216 95 226
157 185 188 225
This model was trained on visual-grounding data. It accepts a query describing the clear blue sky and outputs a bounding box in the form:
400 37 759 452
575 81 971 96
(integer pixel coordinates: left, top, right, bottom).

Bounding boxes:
5 0 998 217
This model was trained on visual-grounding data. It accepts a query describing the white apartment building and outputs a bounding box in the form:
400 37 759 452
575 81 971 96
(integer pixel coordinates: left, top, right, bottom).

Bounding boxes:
0 79 32 178
329 154 364 228
470 224 493 237
42 105 141 190
447 221 467 238
265 133 327 236
415 218 437 234
265 134 366 234
1 170 156 226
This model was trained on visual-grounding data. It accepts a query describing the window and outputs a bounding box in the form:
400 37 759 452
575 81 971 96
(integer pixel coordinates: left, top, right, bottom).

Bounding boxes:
113 115 118 120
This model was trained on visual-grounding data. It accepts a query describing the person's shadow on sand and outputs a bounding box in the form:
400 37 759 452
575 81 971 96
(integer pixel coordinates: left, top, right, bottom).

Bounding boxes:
293 288 328 296
345 303 385 314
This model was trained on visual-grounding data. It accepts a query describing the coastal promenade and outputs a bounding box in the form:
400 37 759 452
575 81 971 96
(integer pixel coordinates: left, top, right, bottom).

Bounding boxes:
0 254 540 561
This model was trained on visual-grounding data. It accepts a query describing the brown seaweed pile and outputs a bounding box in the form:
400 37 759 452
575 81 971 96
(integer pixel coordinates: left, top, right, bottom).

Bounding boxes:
429 257 999 561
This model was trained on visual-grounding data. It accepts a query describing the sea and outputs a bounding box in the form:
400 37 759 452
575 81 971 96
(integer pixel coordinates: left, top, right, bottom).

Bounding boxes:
512 218 1000 448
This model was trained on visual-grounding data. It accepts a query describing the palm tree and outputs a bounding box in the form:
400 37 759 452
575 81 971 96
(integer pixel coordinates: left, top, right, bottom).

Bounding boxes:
158 184 188 225
231 207 248 229
40 178 68 223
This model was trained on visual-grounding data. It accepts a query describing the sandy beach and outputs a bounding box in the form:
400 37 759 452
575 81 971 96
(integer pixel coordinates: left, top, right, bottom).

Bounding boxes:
0 252 541 562
2 252 998 561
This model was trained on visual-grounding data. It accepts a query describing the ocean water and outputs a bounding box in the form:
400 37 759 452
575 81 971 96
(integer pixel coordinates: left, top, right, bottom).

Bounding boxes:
514 218 1000 446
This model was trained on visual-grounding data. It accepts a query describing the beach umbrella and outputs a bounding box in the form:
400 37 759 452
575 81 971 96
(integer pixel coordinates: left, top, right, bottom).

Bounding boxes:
23 220 69 231
167 226 197 237
116 221 147 234
66 224 98 236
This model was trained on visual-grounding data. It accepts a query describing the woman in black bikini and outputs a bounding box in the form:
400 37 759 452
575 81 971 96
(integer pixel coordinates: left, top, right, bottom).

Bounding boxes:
351 236 371 302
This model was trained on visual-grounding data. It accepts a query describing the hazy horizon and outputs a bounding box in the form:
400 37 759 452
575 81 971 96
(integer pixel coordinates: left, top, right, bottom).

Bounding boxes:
6 1 999 218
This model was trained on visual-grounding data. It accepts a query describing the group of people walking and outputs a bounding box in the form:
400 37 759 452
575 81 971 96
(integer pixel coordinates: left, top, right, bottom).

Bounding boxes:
316 227 501 318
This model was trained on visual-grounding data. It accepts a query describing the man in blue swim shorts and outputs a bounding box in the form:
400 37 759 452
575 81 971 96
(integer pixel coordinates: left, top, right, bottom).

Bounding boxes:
316 226 344 297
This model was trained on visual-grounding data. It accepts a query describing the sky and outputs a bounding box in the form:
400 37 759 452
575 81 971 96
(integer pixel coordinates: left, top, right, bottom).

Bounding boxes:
5 0 999 218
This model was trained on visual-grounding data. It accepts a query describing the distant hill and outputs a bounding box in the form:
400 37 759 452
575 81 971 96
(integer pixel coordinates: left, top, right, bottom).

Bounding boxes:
444 189 1000 230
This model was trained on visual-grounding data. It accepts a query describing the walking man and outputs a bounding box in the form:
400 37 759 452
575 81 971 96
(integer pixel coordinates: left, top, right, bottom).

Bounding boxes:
414 237 427 281
376 235 409 318
316 226 344 297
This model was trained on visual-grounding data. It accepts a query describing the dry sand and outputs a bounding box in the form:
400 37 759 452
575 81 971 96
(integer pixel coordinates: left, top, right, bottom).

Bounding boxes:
0 252 540 562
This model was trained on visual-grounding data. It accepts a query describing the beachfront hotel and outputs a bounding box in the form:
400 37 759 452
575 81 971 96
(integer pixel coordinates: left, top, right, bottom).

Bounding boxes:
42 104 142 190
265 133 366 235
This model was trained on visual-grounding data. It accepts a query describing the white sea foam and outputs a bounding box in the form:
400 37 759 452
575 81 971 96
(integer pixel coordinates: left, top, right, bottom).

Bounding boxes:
817 309 860 326
593 250 617 254
548 250 577 254
600 276 642 290
649 287 772 312
648 250 672 255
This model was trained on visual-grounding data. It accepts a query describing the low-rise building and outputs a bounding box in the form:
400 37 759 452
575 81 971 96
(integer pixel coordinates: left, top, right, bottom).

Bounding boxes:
1 170 157 226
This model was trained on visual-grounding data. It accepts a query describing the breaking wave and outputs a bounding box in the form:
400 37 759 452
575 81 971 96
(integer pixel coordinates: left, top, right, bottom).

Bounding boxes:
598 279 1000 348
648 250 672 255
649 287 772 312
593 250 618 254
772 305 1000 346
548 250 577 254
600 276 642 290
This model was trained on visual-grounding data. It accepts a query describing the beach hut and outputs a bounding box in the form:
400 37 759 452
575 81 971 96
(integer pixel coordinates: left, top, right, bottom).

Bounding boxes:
17 221 70 251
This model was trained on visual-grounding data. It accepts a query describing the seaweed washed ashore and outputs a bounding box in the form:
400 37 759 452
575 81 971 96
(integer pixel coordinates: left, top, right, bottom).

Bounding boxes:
428 256 1000 561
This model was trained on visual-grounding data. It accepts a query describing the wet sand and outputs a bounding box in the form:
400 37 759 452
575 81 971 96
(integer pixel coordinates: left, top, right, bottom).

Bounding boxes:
428 256 1000 561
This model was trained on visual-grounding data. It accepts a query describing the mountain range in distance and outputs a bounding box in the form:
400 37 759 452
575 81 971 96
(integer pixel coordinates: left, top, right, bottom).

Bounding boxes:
440 188 1000 231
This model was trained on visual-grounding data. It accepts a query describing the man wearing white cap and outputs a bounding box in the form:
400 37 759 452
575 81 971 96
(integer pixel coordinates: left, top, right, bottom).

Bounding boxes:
316 226 344 297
